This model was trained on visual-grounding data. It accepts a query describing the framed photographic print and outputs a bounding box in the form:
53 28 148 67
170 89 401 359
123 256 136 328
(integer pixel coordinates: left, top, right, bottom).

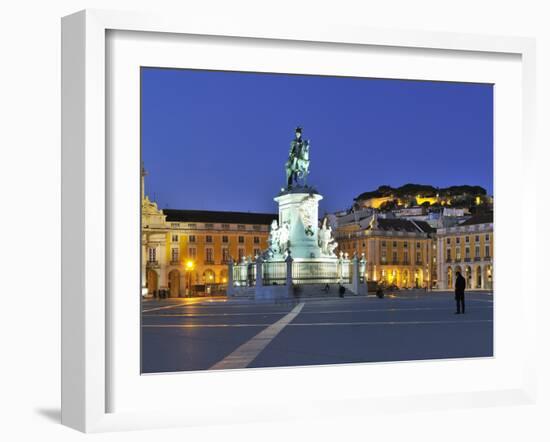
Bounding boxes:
61 9 537 432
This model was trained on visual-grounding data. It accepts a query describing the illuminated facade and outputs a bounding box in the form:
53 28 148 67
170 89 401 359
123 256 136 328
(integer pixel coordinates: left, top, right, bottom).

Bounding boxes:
335 214 436 288
436 213 493 290
141 170 275 297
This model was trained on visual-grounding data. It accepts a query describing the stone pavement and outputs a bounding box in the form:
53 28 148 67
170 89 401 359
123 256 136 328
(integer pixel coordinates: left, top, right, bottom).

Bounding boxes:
141 290 493 373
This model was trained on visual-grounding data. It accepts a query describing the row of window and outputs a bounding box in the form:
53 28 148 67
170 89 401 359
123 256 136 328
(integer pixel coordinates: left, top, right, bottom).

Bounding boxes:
341 240 425 250
150 247 262 263
170 222 263 231
445 234 491 245
381 250 423 263
171 234 261 244
381 240 423 249
446 244 491 261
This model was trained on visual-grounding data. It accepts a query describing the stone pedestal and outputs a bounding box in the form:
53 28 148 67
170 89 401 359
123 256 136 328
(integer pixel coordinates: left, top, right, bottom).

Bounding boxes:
274 188 323 259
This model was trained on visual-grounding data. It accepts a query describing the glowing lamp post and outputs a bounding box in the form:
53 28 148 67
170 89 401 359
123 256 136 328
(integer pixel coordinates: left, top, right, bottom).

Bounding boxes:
185 260 194 296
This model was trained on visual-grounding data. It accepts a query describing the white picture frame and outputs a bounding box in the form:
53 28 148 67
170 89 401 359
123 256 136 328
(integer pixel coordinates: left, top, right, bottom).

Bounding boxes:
61 9 537 433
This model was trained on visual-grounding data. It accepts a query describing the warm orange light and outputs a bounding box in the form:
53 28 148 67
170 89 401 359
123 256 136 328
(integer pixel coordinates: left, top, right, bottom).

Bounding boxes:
185 260 194 270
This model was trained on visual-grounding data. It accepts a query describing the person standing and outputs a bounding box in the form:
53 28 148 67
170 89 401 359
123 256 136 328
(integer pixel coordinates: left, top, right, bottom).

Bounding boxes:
454 270 466 314
338 284 345 298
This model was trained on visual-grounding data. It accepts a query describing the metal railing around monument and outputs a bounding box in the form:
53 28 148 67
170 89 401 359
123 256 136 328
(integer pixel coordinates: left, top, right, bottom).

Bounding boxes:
262 261 287 285
292 260 343 285
232 261 256 287
231 257 364 287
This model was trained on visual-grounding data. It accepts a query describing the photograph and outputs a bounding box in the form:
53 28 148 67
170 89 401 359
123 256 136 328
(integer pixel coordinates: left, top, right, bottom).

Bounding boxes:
140 67 494 374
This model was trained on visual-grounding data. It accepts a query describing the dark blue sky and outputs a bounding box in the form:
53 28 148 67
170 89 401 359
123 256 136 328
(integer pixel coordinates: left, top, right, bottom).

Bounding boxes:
141 68 493 215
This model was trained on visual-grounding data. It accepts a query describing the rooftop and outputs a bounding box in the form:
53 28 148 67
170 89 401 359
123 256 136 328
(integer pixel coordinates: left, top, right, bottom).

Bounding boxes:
374 218 435 234
163 209 277 225
459 212 493 226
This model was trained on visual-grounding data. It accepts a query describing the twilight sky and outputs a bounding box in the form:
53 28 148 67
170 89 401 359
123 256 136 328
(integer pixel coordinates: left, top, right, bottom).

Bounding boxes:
141 68 493 215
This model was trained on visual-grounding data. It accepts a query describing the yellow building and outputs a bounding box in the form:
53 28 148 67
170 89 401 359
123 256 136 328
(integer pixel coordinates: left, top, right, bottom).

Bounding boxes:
143 206 274 297
436 213 493 290
141 171 275 297
335 214 436 289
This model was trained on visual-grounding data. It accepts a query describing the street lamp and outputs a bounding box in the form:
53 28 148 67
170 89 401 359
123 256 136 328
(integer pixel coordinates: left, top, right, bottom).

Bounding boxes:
184 260 194 296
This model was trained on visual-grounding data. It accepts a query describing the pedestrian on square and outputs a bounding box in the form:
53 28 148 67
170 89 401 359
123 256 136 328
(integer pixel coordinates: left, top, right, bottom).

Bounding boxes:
454 270 466 314
338 284 345 298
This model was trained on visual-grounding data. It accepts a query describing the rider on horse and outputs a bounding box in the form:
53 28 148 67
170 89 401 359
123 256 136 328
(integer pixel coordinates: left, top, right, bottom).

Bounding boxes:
285 126 310 188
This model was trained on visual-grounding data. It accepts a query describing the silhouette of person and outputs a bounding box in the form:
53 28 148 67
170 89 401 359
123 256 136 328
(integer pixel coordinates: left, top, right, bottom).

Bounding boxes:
338 284 345 298
454 270 466 314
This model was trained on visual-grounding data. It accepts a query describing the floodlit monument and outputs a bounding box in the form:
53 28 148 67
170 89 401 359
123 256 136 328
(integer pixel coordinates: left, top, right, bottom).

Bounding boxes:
228 127 366 299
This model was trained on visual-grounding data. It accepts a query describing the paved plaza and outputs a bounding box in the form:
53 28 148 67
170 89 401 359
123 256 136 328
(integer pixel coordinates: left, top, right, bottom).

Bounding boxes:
141 290 493 373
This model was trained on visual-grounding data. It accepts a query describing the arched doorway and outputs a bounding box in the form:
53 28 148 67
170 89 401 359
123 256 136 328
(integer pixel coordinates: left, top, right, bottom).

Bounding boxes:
146 269 158 296
389 269 397 285
485 265 493 290
168 269 180 298
203 269 215 295
402 269 409 288
220 269 229 285
414 268 422 288
465 266 472 289
447 267 453 289
475 266 482 288
203 269 215 284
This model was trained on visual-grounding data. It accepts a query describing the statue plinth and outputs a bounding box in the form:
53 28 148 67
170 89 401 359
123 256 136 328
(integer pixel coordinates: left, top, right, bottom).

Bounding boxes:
277 184 319 197
274 191 323 260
